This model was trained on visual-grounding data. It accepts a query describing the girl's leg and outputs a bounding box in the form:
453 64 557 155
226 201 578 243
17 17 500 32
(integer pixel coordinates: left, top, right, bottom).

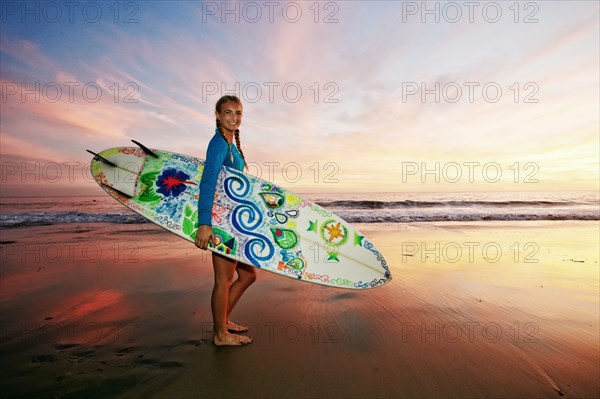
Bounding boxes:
211 253 251 345
226 262 257 330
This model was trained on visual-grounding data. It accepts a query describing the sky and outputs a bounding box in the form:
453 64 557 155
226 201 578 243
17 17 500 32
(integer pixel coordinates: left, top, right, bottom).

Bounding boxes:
0 0 598 196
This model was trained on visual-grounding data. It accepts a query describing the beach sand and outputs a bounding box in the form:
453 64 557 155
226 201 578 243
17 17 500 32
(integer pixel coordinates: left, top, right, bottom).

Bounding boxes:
1 221 598 398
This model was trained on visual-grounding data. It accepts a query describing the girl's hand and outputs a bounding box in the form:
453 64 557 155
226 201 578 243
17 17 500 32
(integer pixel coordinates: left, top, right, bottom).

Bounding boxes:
194 225 214 250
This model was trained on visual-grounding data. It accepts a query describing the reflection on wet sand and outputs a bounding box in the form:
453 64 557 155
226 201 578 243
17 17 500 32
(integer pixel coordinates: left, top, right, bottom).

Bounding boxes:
1 221 598 398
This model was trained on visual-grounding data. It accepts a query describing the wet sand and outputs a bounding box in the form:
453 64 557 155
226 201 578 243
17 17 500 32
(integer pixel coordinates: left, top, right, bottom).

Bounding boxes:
1 221 598 398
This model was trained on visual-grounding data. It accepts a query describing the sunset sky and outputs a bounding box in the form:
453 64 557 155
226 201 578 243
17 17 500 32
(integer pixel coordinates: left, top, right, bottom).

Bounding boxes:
1 1 598 196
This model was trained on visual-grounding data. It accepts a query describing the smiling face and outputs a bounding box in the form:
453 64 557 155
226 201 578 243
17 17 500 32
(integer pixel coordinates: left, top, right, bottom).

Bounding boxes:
215 100 243 134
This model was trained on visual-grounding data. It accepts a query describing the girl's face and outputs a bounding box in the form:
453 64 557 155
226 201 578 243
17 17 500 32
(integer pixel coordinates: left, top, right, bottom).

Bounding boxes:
216 101 243 134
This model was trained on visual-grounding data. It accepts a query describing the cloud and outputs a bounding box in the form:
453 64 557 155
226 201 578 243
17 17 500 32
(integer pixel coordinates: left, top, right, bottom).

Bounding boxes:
0 38 59 71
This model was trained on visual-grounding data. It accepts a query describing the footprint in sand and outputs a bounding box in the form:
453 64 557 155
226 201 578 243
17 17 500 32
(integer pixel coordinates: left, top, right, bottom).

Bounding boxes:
115 346 137 356
68 349 95 363
31 354 58 363
54 343 78 351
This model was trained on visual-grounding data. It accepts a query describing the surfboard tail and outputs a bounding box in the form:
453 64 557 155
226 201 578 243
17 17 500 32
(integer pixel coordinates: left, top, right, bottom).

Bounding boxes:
89 147 147 198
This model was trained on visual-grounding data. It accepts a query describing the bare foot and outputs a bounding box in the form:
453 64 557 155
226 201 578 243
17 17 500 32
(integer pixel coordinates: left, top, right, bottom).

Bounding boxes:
226 321 249 333
213 332 252 346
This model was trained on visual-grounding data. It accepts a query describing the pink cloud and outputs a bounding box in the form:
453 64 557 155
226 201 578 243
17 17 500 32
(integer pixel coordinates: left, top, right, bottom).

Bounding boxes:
0 38 59 70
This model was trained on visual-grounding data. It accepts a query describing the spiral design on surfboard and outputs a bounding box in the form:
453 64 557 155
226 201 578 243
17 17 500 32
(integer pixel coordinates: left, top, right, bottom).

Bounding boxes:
224 170 274 267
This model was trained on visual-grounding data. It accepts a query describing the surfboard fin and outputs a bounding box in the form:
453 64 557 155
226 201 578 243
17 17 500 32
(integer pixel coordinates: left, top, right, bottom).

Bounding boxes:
131 140 159 158
86 150 118 167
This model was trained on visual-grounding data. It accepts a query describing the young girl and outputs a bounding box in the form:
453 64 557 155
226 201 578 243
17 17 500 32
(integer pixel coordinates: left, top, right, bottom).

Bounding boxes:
195 95 255 346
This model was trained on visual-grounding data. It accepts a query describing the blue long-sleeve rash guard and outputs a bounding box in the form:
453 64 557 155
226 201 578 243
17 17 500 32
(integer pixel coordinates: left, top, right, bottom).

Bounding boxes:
197 129 245 226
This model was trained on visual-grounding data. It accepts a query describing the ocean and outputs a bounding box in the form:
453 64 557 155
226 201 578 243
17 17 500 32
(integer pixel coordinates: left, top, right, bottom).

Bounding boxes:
0 191 598 228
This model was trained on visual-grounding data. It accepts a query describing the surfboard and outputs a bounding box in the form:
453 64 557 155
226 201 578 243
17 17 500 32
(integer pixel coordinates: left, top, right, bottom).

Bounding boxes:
89 142 391 289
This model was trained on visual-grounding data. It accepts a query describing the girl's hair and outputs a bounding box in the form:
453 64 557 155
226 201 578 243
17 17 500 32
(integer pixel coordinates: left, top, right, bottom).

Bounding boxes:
215 95 247 169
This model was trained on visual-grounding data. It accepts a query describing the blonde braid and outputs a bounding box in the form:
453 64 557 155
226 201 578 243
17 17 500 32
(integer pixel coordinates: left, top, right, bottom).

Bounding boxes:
234 129 248 169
